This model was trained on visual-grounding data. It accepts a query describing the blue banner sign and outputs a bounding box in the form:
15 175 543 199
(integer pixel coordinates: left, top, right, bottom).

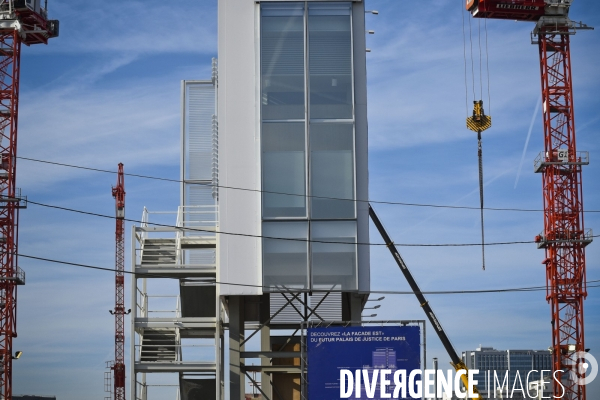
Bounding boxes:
307 325 421 399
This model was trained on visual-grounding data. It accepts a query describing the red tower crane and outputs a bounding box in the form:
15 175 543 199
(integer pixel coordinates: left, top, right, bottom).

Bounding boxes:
467 1 592 399
110 163 127 400
0 1 57 398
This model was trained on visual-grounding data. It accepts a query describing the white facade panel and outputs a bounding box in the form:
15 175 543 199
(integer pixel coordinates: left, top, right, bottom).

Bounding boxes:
218 0 262 295
352 2 370 292
181 80 217 207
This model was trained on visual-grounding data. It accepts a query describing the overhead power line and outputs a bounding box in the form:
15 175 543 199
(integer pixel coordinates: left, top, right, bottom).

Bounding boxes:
25 198 548 247
18 156 600 214
17 252 600 296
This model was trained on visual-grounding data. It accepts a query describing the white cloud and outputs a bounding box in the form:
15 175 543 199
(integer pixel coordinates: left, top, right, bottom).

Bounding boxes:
36 0 218 56
18 66 182 189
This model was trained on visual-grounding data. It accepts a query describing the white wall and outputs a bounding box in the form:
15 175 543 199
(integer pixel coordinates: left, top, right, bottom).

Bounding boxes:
218 0 262 296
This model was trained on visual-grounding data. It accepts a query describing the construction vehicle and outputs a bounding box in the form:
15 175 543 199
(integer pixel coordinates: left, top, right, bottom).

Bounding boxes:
369 205 482 399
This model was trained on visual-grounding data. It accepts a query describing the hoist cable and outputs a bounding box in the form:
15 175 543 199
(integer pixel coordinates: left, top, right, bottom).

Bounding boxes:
484 18 491 114
468 11 476 99
461 1 470 117
478 131 486 270
478 19 484 100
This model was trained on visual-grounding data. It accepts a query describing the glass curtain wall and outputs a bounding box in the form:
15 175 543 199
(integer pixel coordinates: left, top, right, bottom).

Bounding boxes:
261 1 357 291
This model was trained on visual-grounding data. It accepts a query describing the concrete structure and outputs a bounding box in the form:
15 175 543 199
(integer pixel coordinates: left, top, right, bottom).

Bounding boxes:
462 346 553 399
218 1 371 399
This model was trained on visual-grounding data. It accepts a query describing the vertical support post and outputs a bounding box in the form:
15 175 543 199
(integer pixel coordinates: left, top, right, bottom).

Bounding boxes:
342 293 362 323
215 271 223 400
130 227 137 400
538 31 586 400
433 357 438 400
260 293 272 399
229 296 245 400
180 81 186 208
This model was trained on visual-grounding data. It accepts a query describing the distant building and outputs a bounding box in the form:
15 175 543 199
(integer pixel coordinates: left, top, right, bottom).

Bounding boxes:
462 346 552 399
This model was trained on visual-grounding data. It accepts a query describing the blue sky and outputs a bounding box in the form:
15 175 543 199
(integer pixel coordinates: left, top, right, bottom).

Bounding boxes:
12 0 600 399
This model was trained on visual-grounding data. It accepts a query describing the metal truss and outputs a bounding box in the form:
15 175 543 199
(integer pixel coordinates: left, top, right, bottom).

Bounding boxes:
538 29 589 400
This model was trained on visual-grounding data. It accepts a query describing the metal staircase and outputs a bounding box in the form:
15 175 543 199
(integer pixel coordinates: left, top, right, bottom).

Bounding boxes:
140 238 177 265
130 206 223 400
139 329 178 362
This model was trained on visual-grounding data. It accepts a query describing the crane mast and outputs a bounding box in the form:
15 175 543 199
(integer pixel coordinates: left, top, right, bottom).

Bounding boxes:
535 22 590 400
0 1 57 398
111 163 126 400
467 1 592 399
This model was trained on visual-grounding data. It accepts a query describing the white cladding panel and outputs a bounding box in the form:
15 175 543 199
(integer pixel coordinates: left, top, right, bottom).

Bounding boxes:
218 0 262 295
182 81 217 207
352 2 370 293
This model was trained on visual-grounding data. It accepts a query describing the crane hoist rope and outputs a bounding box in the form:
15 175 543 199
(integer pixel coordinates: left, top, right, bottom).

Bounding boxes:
462 2 492 269
466 100 491 270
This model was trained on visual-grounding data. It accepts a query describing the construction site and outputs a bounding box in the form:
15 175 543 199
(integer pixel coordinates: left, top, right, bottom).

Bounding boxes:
0 0 598 399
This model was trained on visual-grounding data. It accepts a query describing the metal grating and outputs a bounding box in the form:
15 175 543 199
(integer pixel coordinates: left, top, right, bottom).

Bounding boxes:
185 82 215 182
186 184 215 209
270 293 306 323
188 249 216 266
269 291 341 323
309 291 341 321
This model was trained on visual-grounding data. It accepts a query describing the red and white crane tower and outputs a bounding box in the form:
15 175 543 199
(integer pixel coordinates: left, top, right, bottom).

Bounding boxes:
467 1 592 399
0 1 57 398
110 163 127 400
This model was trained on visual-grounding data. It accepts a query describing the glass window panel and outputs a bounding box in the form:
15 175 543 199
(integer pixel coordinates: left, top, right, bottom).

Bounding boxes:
311 221 357 290
262 122 307 218
308 5 352 119
261 4 305 120
261 3 304 17
310 123 355 219
307 2 351 17
263 221 308 291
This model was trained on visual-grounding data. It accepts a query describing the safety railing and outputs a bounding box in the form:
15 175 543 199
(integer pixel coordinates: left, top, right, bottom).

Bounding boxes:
175 205 218 263
134 380 147 400
534 228 593 249
136 288 148 318
138 207 179 264
143 295 181 319
176 205 218 230
534 150 589 173
15 266 25 285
